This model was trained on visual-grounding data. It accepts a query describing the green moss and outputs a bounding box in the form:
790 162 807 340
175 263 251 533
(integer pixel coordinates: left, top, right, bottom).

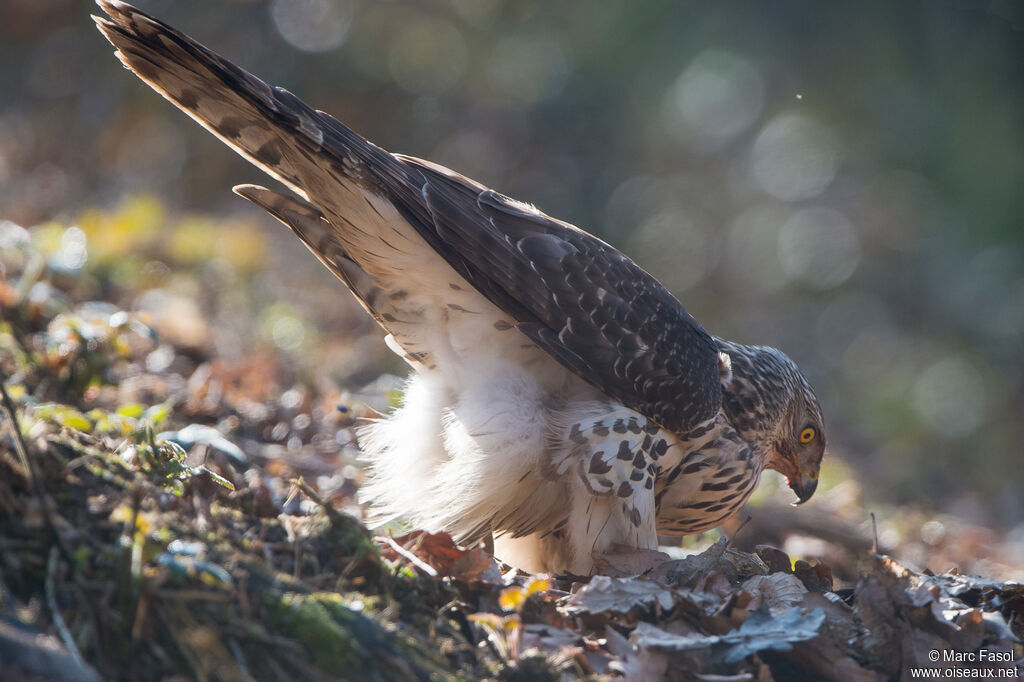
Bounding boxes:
263 591 459 680
264 592 363 670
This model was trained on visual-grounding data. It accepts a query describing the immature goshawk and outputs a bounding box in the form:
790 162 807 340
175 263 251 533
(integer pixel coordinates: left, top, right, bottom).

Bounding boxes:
96 1 826 575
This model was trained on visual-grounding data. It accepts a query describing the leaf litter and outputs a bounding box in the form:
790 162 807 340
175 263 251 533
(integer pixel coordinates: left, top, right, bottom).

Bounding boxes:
1 215 1022 680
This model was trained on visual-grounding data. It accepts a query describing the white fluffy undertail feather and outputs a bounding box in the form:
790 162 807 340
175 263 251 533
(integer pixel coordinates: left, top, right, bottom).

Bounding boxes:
360 366 554 542
360 367 664 575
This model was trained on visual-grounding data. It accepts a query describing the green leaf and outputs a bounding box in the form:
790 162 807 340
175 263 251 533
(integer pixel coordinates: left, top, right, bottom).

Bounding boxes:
160 440 188 462
57 407 93 432
143 403 171 426
200 467 236 491
162 459 193 479
116 402 146 418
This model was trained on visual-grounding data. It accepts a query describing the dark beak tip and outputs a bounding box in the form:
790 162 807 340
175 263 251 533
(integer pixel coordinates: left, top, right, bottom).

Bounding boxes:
789 477 819 506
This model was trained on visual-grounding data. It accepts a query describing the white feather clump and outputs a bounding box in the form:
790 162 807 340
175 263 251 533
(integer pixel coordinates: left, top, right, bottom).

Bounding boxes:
360 361 552 531
359 350 665 575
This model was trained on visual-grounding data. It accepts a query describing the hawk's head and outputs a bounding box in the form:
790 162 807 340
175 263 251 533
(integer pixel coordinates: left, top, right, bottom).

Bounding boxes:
718 343 826 505
768 374 825 504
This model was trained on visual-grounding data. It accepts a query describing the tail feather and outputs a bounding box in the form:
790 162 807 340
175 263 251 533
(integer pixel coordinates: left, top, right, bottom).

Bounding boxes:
93 0 407 203
232 184 391 327
94 1 478 372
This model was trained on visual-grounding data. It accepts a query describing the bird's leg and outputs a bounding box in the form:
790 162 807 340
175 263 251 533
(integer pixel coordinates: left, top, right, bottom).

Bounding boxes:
482 531 494 556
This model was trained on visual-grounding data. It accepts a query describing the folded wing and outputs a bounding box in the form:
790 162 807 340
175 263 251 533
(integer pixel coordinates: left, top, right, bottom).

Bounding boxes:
96 0 722 434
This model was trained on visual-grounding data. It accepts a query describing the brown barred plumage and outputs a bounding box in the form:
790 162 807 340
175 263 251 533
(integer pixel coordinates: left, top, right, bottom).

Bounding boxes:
96 0 826 574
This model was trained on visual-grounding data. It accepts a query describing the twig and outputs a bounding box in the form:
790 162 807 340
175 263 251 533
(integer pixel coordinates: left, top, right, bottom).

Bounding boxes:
375 535 438 577
870 511 879 554
152 589 234 602
6 318 37 366
291 476 346 525
0 376 73 560
733 502 876 552
725 514 754 550
225 638 252 679
46 547 88 669
0 375 36 486
290 476 325 507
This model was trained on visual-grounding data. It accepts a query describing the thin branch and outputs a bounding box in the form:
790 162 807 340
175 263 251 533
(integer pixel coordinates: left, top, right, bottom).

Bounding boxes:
291 476 347 525
46 547 87 670
725 514 754 550
0 374 36 486
870 511 879 554
375 535 438 577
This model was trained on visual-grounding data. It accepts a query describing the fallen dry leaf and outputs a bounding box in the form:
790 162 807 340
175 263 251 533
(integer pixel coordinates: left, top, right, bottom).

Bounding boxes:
379 530 500 582
794 558 834 592
741 572 808 616
647 537 730 587
630 605 826 665
560 575 694 628
592 546 672 577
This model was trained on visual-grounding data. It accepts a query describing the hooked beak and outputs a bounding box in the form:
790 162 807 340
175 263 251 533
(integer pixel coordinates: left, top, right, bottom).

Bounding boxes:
767 444 822 506
789 470 819 505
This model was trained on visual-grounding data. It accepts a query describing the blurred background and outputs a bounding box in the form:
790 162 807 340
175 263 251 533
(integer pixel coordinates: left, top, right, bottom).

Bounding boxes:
2 0 1023 576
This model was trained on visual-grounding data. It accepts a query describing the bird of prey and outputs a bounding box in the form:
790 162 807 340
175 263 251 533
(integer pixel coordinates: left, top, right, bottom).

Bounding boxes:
96 1 826 575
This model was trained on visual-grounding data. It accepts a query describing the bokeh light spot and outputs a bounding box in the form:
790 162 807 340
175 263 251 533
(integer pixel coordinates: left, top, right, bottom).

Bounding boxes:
667 49 764 148
55 226 88 272
271 0 352 53
751 113 839 201
0 220 31 249
778 207 860 289
921 519 946 545
273 316 306 351
629 207 718 293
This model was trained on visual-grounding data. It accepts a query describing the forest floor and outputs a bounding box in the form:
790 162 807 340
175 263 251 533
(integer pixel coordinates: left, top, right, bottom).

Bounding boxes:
1 207 1022 680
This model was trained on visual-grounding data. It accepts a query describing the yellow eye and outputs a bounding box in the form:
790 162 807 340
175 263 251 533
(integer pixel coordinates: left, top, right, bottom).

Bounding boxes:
799 427 816 444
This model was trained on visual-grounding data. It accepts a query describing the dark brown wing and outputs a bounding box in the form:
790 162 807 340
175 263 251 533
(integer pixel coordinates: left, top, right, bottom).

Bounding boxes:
95 0 722 434
395 158 723 434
